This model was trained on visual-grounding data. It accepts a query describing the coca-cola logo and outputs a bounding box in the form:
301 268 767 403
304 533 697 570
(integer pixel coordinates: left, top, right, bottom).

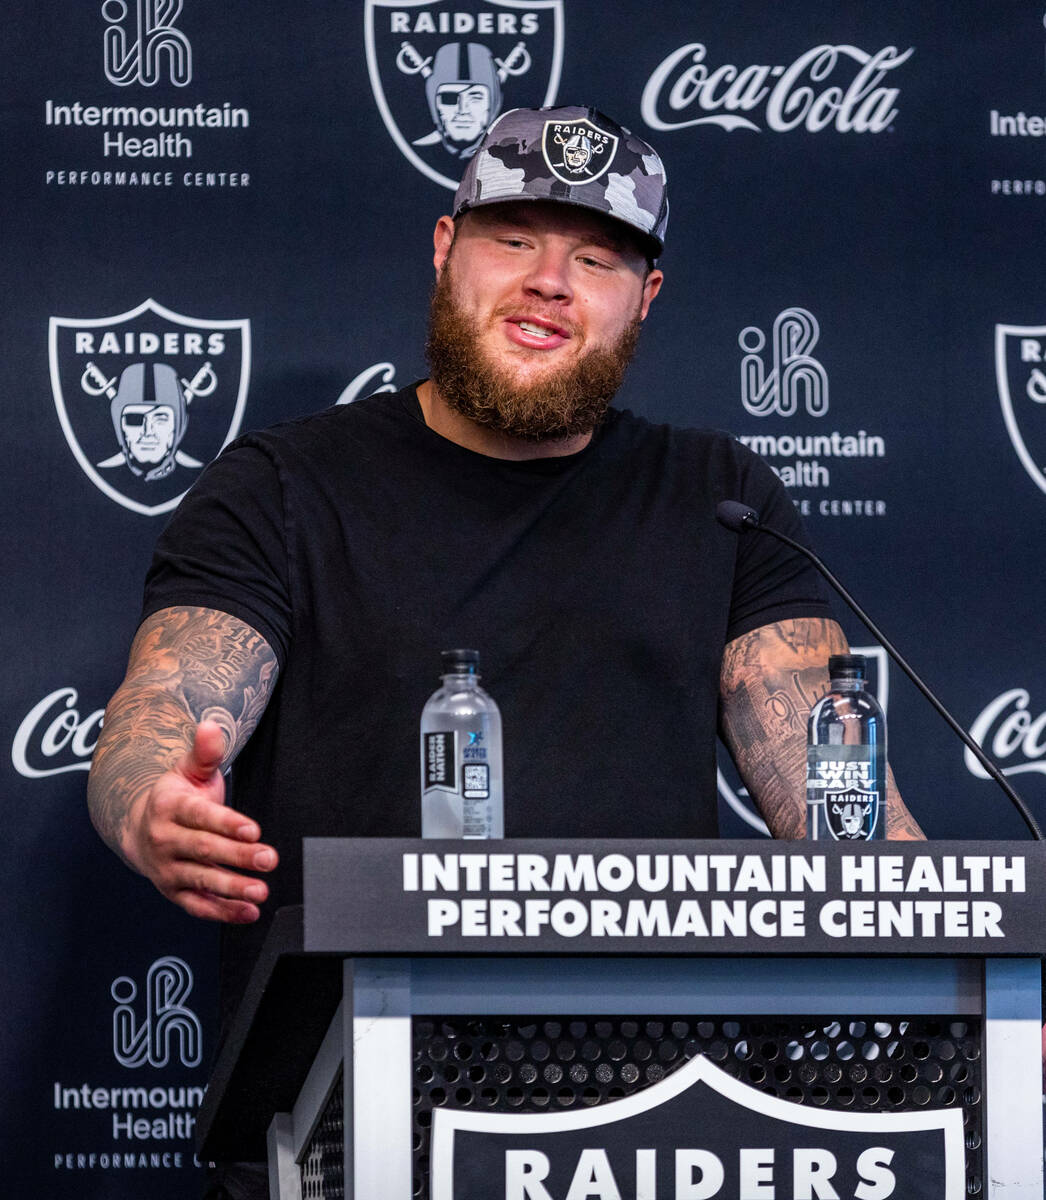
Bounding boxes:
641 43 913 134
336 360 398 406
966 689 1046 779
12 687 103 779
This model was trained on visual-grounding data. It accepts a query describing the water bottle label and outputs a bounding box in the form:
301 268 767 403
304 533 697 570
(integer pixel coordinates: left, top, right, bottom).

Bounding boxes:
423 731 456 791
462 763 490 799
807 746 882 841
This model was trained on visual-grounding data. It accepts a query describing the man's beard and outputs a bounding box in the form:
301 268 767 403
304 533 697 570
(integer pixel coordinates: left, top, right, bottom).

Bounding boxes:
425 260 642 442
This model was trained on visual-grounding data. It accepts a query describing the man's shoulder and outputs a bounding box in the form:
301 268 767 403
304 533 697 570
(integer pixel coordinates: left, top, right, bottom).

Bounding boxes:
607 407 750 460
603 411 785 509
220 385 420 468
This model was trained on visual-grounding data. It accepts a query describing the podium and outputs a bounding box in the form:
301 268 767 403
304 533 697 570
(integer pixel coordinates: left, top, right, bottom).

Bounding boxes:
196 840 1046 1199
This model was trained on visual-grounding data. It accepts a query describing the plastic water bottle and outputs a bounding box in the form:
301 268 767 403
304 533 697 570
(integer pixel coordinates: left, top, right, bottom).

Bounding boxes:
806 654 886 841
420 649 504 838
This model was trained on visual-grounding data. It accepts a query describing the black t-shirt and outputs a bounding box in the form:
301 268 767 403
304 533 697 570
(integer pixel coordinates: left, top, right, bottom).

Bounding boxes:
143 384 829 1020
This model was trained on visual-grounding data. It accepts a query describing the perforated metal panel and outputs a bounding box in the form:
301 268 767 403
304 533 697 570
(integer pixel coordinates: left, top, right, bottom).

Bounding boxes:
410 1014 984 1199
301 1068 345 1200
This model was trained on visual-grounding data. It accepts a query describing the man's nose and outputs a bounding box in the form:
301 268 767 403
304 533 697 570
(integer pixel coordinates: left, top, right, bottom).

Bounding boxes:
521 246 573 303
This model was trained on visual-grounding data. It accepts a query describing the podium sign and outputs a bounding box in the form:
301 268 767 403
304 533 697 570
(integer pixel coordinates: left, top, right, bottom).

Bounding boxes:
305 838 1045 956
197 841 1045 1200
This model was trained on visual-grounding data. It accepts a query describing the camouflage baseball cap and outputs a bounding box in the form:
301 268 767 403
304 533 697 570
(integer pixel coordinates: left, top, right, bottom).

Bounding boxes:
452 105 669 257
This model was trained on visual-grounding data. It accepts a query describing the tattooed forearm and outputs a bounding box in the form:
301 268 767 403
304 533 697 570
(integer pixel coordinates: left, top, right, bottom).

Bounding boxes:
87 687 198 863
720 619 846 838
87 607 279 859
719 619 924 840
123 607 278 757
885 766 924 840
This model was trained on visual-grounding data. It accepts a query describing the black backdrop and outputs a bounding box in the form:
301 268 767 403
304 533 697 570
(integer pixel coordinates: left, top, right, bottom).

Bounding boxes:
3 2 1045 1193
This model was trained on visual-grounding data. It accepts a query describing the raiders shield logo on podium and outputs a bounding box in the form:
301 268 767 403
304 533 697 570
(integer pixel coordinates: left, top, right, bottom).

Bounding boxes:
430 1053 963 1199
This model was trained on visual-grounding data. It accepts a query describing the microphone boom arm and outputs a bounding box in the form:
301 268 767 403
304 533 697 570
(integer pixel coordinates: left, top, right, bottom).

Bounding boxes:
729 507 1043 841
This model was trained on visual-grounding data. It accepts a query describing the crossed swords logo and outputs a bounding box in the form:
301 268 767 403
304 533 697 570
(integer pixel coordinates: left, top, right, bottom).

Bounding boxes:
82 358 216 470
395 38 531 81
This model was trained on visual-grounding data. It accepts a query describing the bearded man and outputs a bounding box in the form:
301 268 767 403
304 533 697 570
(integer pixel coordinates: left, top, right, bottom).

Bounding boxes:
87 102 922 1200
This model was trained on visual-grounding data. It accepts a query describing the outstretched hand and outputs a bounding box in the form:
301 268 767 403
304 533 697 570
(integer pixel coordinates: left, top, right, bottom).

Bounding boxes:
122 721 278 923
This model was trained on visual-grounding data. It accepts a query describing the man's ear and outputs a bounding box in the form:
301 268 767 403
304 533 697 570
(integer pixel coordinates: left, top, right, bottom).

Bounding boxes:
433 215 456 272
640 268 664 321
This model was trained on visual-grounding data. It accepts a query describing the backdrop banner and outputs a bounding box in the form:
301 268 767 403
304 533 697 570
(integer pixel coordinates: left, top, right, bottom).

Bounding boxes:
2 2 1044 1194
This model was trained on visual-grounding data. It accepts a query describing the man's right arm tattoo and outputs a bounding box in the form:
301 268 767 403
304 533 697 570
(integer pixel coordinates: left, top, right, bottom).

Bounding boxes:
87 606 279 860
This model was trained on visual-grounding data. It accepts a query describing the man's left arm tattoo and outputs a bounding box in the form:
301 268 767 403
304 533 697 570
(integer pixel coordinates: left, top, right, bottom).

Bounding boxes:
719 618 924 840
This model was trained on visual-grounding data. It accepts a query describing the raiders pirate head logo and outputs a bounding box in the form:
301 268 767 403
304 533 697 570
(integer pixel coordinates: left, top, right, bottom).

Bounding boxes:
99 360 213 482
365 0 564 189
541 116 619 185
996 322 1046 497
422 41 503 159
49 299 249 516
825 787 879 841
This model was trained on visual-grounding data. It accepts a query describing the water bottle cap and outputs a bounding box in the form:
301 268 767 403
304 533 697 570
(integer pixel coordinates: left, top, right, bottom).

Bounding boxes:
441 648 480 674
828 653 867 679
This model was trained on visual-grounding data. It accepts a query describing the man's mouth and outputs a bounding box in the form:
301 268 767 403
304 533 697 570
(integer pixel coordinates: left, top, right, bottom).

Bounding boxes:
518 320 555 339
505 315 573 350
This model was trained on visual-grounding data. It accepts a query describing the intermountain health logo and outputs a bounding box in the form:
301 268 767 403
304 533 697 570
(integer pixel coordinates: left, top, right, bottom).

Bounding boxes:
986 11 1046 195
42 1 251 189
102 0 192 87
740 307 829 418
431 1053 962 1198
365 0 564 189
51 954 205 1172
732 308 888 517
49 299 249 515
996 323 1046 496
112 956 202 1069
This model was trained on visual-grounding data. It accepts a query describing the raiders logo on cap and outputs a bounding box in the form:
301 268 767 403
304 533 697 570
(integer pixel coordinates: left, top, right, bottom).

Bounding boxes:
453 105 669 256
541 116 619 186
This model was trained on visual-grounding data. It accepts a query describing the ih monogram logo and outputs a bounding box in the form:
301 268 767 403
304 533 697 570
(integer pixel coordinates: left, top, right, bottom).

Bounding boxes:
739 308 829 418
111 956 202 1068
102 0 192 87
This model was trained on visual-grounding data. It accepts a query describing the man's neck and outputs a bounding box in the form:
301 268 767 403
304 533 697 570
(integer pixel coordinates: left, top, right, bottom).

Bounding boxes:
415 380 594 461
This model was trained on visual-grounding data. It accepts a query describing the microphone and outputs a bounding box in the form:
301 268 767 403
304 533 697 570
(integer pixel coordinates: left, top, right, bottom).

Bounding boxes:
716 500 762 533
716 500 1043 841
